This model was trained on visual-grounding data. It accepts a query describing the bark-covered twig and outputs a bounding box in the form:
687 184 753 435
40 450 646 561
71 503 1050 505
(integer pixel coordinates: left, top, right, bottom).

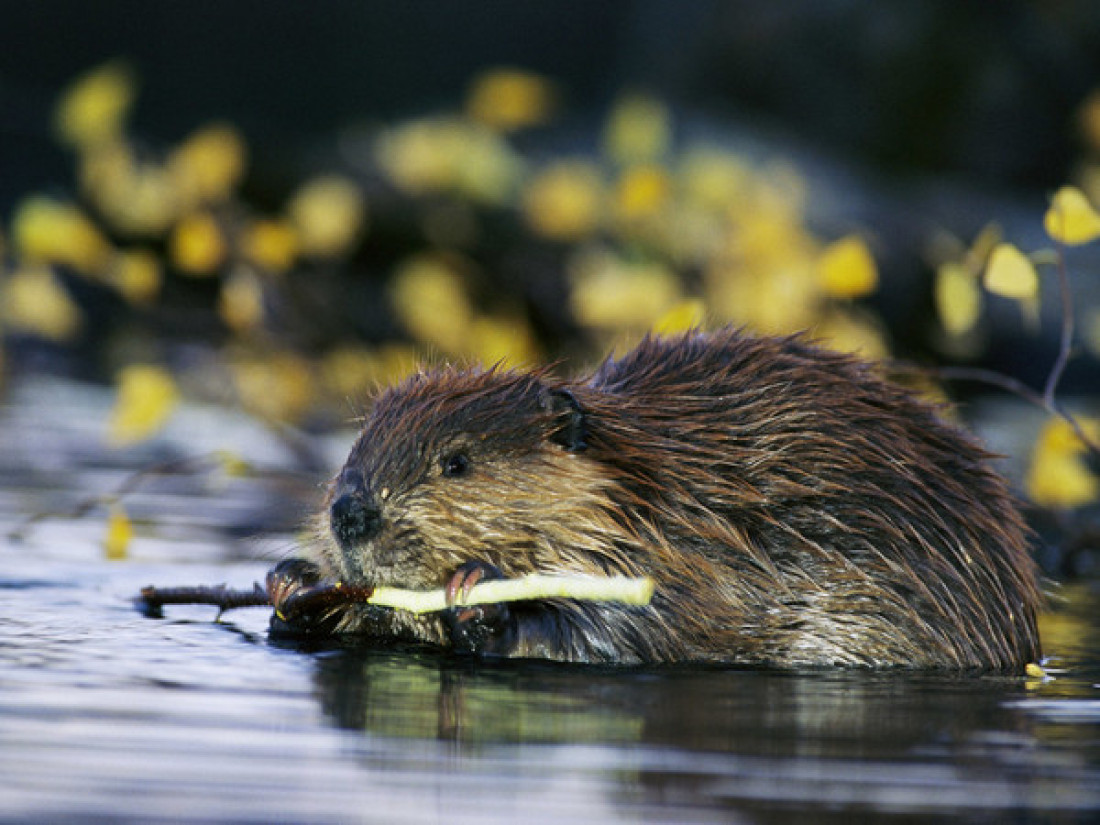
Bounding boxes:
136 573 655 620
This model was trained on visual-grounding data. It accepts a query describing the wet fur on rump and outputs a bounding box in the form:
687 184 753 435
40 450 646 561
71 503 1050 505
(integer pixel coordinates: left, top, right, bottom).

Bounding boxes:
307 328 1042 669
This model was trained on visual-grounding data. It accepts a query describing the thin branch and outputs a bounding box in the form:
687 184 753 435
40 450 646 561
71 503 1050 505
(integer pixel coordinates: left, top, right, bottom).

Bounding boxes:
917 365 1100 458
136 573 656 622
137 582 270 615
1042 238 1075 404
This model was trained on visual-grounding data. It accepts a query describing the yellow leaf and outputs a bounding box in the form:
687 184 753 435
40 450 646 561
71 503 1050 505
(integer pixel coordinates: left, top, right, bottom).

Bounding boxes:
653 299 706 335
817 235 878 299
934 262 982 337
1025 662 1047 679
110 249 162 305
244 219 298 272
104 502 132 561
231 351 314 424
604 95 671 165
469 314 540 366
466 68 555 132
54 61 136 148
0 266 82 342
12 195 113 275
170 212 226 275
375 117 522 204
1026 417 1100 509
169 123 247 205
678 147 750 213
813 309 889 359
984 243 1039 300
1034 415 1100 456
218 268 265 333
570 251 680 331
1027 451 1099 509
79 141 178 237
107 364 180 447
320 344 418 401
614 164 671 223
287 176 365 257
1043 186 1100 245
522 161 605 241
389 255 472 354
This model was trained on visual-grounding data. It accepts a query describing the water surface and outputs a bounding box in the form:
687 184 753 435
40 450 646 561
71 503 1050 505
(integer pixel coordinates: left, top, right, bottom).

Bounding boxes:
1 377 1097 824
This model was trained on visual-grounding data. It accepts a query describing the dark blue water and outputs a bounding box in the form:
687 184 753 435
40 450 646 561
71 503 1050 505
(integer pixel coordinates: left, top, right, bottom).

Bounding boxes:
1 378 1097 824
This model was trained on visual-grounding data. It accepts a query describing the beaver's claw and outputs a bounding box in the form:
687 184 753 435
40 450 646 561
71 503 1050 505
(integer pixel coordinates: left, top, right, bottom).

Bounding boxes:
442 561 515 655
266 558 337 637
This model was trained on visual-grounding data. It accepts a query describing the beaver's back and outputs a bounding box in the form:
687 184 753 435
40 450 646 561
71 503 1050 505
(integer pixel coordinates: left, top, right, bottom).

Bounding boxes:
570 330 1042 668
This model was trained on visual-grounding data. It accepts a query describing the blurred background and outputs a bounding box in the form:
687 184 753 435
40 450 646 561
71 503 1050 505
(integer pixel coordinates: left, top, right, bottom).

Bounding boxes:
2 0 1099 570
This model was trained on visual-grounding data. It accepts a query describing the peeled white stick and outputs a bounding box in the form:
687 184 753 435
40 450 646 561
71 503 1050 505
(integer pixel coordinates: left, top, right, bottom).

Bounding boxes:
366 573 655 615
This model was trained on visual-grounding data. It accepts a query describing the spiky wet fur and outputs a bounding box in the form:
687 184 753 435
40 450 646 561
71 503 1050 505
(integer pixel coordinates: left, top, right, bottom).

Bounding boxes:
307 328 1042 669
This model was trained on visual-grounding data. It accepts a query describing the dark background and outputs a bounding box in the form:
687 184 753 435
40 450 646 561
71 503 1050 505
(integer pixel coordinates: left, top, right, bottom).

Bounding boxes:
2 0 1099 209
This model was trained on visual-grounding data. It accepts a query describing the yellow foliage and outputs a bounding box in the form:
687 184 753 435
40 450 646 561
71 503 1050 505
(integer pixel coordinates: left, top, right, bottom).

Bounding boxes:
677 147 750 213
613 164 671 223
244 219 298 272
107 364 181 447
218 268 265 333
466 68 555 132
653 299 706 336
1043 186 1100 246
321 344 419 401
603 95 671 165
170 212 226 275
522 161 605 241
1 266 82 342
813 309 889 359
706 259 820 336
706 182 822 336
79 141 179 237
231 351 314 424
390 254 473 354
817 235 878 299
54 60 135 148
169 123 247 205
13 195 113 275
104 501 132 561
286 176 365 257
570 250 680 331
968 222 1003 264
984 243 1039 300
110 249 162 305
1024 662 1047 680
375 117 522 204
468 314 540 366
1026 417 1100 509
934 261 982 337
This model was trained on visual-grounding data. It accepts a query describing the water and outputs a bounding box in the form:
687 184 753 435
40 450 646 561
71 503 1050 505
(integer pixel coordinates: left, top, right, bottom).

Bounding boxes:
1 377 1097 824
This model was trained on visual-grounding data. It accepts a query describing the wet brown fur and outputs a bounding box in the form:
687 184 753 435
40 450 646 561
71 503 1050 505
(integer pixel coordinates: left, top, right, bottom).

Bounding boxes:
308 328 1042 669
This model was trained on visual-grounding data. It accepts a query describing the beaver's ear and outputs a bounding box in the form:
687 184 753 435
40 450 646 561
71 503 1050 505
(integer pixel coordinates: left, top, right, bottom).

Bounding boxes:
539 387 587 452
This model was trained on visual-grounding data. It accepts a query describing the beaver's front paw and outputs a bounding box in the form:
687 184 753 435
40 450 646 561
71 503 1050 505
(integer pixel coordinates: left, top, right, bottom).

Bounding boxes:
442 561 515 655
266 558 336 637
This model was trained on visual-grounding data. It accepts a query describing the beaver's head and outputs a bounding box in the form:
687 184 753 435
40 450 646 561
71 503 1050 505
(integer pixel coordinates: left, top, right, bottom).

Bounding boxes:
318 367 638 590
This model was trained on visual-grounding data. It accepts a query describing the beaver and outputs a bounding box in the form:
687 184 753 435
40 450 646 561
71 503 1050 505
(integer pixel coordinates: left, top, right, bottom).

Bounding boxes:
277 328 1042 669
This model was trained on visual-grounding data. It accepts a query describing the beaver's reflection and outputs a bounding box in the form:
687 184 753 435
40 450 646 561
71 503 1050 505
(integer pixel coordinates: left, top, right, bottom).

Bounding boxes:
310 647 1027 757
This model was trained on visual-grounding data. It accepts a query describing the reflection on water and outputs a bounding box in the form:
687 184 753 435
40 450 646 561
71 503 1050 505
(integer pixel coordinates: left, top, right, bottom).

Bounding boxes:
1 377 1098 823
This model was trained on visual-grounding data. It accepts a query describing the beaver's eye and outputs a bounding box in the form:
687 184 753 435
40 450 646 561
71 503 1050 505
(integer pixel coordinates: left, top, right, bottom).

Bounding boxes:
441 452 471 478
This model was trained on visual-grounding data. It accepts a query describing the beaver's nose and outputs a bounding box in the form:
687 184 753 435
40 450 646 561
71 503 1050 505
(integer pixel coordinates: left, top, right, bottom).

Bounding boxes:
330 470 381 546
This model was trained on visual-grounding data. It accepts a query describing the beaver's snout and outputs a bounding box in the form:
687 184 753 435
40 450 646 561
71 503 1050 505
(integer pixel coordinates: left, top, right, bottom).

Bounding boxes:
330 469 381 549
